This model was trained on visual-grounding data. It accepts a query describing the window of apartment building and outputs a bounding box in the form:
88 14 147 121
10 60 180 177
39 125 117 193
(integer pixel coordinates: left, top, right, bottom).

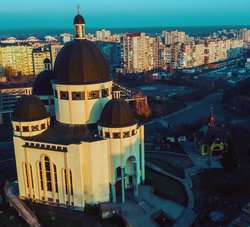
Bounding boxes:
87 90 100 100
60 91 69 100
16 125 20 131
72 91 85 100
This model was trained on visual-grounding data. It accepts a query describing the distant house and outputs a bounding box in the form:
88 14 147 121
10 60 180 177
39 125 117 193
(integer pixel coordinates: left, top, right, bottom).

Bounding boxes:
194 108 228 156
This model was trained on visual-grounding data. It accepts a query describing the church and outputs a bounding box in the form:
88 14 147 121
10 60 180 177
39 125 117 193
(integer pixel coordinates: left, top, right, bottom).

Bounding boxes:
194 108 228 156
12 11 145 211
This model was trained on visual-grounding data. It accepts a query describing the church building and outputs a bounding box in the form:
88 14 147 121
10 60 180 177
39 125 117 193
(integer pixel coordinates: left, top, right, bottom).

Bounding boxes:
12 11 145 211
194 108 228 156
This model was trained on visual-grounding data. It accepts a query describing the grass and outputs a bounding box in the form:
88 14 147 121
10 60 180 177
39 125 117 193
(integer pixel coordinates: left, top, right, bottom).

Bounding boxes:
147 157 183 178
145 167 188 206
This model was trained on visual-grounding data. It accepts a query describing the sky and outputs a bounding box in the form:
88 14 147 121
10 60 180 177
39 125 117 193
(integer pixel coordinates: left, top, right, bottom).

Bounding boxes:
1 0 250 29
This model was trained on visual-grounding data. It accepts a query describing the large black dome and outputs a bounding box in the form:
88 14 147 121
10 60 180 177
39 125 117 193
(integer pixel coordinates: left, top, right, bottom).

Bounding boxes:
54 40 110 85
98 99 137 128
13 95 49 122
33 70 54 96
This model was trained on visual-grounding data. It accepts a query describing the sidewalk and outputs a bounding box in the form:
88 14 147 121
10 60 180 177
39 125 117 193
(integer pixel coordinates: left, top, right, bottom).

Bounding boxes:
116 185 184 227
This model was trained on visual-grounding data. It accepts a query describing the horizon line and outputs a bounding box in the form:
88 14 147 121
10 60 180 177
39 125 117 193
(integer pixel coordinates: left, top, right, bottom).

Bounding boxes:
1 24 250 31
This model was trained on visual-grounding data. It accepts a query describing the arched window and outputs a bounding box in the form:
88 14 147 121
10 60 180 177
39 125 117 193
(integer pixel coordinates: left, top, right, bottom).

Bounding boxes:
63 169 73 195
54 164 58 193
38 156 58 193
23 163 34 189
39 162 43 190
44 156 52 191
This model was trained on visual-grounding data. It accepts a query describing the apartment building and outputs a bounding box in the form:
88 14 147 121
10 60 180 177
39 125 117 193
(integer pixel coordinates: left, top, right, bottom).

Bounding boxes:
121 33 153 73
0 43 34 76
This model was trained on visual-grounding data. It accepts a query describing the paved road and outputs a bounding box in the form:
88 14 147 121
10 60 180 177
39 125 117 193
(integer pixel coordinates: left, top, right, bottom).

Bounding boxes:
146 91 233 127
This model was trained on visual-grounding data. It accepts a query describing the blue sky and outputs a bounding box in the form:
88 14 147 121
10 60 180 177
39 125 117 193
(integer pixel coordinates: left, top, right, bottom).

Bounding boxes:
1 0 250 29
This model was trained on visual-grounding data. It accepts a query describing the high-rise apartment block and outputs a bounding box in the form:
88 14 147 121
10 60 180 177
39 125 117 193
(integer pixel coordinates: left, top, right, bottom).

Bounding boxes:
96 29 111 41
121 33 153 73
162 30 186 45
239 28 250 42
0 43 34 76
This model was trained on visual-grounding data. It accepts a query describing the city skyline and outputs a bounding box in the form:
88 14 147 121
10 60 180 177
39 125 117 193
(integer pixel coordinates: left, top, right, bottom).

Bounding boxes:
1 0 250 29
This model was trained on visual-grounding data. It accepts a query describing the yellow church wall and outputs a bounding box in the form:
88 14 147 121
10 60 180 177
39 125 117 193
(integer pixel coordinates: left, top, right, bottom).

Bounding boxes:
13 137 27 199
81 140 110 204
53 81 112 125
13 136 86 209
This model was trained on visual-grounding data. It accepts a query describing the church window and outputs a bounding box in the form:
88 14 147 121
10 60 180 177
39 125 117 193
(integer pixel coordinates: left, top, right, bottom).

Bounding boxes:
39 162 43 190
31 125 39 131
132 129 136 136
105 132 110 138
24 163 34 189
123 131 130 138
54 164 58 193
102 88 109 97
113 132 121 138
60 91 69 100
44 156 52 191
41 124 46 130
88 90 100 100
72 91 85 100
116 167 121 178
16 125 20 131
22 126 29 132
63 169 73 195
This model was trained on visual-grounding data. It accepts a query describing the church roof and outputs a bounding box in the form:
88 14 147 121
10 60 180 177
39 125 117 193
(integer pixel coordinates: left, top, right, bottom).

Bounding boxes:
98 99 137 128
32 70 54 96
200 127 228 145
13 95 49 122
54 40 110 85
24 120 102 145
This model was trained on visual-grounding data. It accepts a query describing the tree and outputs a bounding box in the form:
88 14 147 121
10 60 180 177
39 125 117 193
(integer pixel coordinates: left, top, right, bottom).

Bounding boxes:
2 66 16 82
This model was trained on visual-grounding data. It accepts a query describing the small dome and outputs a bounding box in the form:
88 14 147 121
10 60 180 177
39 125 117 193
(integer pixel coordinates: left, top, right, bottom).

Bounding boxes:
74 14 85 24
98 99 137 128
33 70 54 96
43 58 51 64
13 95 49 122
54 40 110 85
